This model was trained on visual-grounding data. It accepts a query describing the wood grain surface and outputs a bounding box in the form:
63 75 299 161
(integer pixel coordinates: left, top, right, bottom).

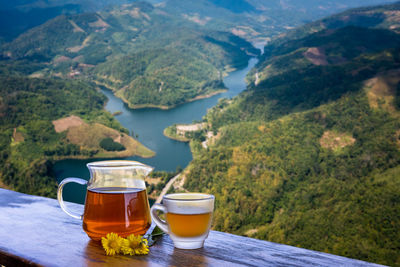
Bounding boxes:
0 189 385 267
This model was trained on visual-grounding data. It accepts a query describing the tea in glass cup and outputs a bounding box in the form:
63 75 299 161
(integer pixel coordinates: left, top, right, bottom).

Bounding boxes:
151 193 214 249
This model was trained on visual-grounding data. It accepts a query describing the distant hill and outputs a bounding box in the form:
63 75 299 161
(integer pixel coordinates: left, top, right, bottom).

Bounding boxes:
0 0 397 44
0 4 81 42
161 0 399 44
0 0 146 42
0 2 259 109
263 1 400 55
0 0 136 12
180 3 400 266
247 0 399 17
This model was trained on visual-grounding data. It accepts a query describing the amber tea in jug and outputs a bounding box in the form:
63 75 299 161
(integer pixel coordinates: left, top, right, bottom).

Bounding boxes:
58 161 153 241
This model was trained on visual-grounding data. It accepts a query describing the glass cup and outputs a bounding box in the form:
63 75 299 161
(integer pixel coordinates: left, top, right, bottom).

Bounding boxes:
151 193 214 249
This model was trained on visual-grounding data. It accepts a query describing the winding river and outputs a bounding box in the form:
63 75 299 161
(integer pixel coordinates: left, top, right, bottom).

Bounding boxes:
53 50 261 204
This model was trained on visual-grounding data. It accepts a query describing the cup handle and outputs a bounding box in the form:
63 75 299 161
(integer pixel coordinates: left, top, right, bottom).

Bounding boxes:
57 177 88 220
150 204 169 234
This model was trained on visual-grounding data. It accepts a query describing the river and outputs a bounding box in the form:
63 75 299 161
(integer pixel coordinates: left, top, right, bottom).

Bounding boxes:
53 51 261 204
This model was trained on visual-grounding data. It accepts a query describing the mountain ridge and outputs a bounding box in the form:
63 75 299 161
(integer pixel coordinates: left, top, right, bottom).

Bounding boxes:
0 2 259 108
178 3 400 266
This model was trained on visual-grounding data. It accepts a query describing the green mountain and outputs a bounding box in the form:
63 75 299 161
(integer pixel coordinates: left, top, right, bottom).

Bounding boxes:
1 0 396 108
263 1 400 55
160 0 398 43
0 0 141 43
1 0 396 45
0 0 140 13
0 4 81 43
0 2 258 108
0 74 155 197
180 3 400 266
246 0 399 18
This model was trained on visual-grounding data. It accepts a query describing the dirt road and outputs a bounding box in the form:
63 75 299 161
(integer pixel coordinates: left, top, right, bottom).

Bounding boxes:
155 173 181 203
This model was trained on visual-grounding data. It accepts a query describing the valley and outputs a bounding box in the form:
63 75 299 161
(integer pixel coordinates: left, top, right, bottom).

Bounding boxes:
1 2 259 109
52 55 259 204
0 0 399 266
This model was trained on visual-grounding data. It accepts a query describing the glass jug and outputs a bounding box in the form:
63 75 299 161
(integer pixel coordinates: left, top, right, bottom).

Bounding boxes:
57 160 153 241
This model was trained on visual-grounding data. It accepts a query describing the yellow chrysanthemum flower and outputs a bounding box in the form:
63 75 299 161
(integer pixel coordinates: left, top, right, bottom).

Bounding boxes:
101 233 124 256
121 234 149 256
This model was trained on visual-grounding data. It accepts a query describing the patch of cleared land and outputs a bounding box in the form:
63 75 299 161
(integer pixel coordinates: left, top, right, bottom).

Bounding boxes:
53 56 71 64
89 17 110 28
320 130 356 152
69 20 85 33
164 123 205 142
52 115 154 158
52 115 84 133
122 7 151 20
182 14 211 26
12 128 24 143
385 10 400 23
145 177 161 185
231 25 260 38
67 36 92 53
176 123 205 133
255 72 260 86
202 131 221 149
244 228 259 237
29 72 45 78
303 47 328 66
364 69 400 115
231 27 247 37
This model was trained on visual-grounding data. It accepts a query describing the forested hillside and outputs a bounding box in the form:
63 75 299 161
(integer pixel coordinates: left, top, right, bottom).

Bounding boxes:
181 3 400 266
0 75 153 197
0 2 258 109
0 0 336 46
2 1 393 108
262 1 400 56
160 0 398 43
0 0 140 43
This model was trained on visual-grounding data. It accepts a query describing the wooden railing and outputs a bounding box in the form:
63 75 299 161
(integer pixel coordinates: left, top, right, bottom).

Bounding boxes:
0 189 383 266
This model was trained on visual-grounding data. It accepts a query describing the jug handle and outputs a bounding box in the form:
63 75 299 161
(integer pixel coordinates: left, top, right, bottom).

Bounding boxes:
150 204 169 234
57 178 88 220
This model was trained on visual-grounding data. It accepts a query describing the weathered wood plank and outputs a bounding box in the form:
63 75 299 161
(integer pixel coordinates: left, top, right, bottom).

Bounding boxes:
0 189 384 267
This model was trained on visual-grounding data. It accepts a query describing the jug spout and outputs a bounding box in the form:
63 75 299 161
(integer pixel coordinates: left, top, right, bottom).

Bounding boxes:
133 161 154 178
